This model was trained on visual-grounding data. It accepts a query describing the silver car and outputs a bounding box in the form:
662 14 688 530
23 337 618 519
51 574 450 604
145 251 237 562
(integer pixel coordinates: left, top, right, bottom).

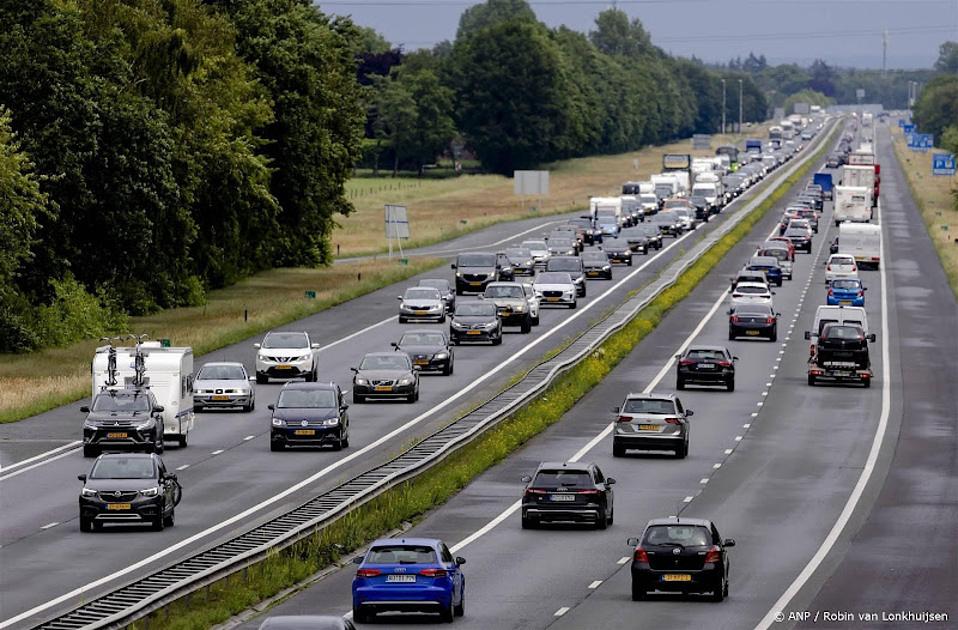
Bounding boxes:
612 393 692 458
194 362 255 412
398 287 446 323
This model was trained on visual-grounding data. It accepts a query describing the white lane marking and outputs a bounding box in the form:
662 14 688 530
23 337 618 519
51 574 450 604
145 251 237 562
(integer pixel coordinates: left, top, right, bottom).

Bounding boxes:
743 423 751 429
683 496 694 503
176 464 190 471
751 412 759 417
0 441 82 475
554 607 570 617
724 449 733 455
210 449 224 456
243 435 255 441
713 463 722 469
0 447 82 482
755 197 892 630
735 436 743 442
757 402 764 407
700 478 710 484
40 522 59 530
617 556 630 565
421 219 568 257
588 580 603 589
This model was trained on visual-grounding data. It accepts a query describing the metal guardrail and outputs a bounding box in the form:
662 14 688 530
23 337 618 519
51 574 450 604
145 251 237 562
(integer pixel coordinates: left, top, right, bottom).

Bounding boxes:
32 120 838 630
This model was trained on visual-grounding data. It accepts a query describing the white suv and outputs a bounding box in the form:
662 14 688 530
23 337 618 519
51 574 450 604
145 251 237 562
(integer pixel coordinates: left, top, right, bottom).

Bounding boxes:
254 331 319 384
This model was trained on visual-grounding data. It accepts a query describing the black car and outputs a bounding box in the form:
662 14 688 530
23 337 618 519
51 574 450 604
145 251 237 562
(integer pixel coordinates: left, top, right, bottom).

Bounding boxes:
520 462 615 530
676 346 737 391
502 247 535 277
650 212 682 236
451 252 499 295
601 238 633 265
546 256 586 297
449 301 502 345
393 330 454 375
496 252 516 281
632 224 663 250
688 195 711 221
269 382 350 451
826 154 842 168
351 352 420 403
628 517 735 601
784 226 813 253
418 278 455 312
728 303 780 341
619 227 650 254
78 453 180 532
567 217 600 244
581 250 613 280
81 388 165 458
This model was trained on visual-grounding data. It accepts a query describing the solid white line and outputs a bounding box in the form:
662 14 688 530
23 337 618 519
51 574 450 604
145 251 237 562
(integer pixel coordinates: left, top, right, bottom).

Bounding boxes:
176 464 190 471
0 448 81 482
554 607 570 617
588 580 603 589
40 522 59 530
754 199 892 630
0 441 82 475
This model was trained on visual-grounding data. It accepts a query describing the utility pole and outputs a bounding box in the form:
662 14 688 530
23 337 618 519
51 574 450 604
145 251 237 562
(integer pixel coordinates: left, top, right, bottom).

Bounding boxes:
882 29 887 77
738 79 743 134
721 78 727 135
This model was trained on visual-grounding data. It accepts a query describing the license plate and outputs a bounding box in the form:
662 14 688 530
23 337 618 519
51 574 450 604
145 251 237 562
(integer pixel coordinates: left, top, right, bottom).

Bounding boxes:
386 575 416 583
547 297 560 302
106 432 128 439
466 330 482 335
414 310 428 314
106 503 131 511
587 271 600 276
414 359 429 365
469 282 482 286
839 300 852 305
832 371 851 377
293 429 315 436
638 424 660 431
276 364 292 370
663 574 692 582
699 364 716 369
550 494 575 502
374 385 393 392
745 330 760 336
212 395 230 401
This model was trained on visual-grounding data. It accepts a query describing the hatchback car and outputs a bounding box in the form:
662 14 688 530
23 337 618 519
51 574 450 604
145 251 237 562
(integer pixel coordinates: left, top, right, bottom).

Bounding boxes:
784 226 813 253
601 238 634 265
351 353 420 403
746 256 783 287
619 226 651 254
449 302 502 345
547 236 578 258
254 331 319 384
632 224 663 250
81 388 164 458
612 393 692 458
482 282 533 332
756 245 793 280
418 278 455 312
728 303 780 341
581 250 613 280
730 282 774 306
269 382 349 451
193 362 254 412
676 346 737 391
352 538 465 623
628 517 735 601
398 287 446 324
520 239 550 267
451 252 499 295
824 254 858 284
393 330 454 375
77 453 180 532
533 272 577 308
502 247 535 276
827 278 866 306
546 256 586 297
520 462 615 529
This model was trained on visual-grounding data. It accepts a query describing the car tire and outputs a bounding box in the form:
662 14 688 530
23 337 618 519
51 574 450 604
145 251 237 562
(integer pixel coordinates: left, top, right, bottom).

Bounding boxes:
454 588 465 617
452 337 460 346
306 369 317 383
492 334 502 346
353 393 365 404
177 434 188 448
154 433 164 454
443 362 452 376
726 378 735 392
808 374 816 386
521 317 531 334
440 599 455 623
439 314 446 323
710 577 726 602
83 445 99 458
398 316 406 324
152 516 165 532
676 377 685 390
675 440 689 459
570 300 577 310
863 379 871 389
596 510 608 530
521 515 536 530
608 507 614 525
627 259 633 267
270 441 284 452
613 442 626 458
353 607 369 624
163 509 175 528
243 400 254 413
256 372 268 385
80 516 93 533
770 328 778 342
631 583 647 601
341 430 349 448
532 314 540 326
728 330 736 341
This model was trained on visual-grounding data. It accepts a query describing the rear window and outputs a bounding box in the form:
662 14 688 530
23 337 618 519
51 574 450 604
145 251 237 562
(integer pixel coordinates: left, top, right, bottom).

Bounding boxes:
623 398 676 414
823 325 864 340
643 525 711 547
758 249 788 262
831 279 861 290
367 545 437 565
686 349 726 361
734 304 772 316
735 286 767 294
532 470 592 488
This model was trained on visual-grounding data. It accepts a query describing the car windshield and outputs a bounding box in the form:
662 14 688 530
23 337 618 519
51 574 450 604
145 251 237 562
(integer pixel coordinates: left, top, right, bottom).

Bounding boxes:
263 332 308 348
367 545 437 565
735 286 767 294
92 392 152 412
455 303 496 317
640 195 657 204
550 239 574 248
623 398 676 414
687 349 727 361
359 355 409 371
785 228 807 237
505 248 530 259
522 240 546 250
418 279 448 291
457 254 496 267
531 470 593 488
643 525 711 547
758 249 788 262
831 279 862 290
277 389 336 408
197 365 246 381
734 304 772 316
581 253 608 263
485 285 524 298
548 259 580 272
90 456 155 480
404 288 440 301
400 332 446 346
536 272 572 284
824 325 864 340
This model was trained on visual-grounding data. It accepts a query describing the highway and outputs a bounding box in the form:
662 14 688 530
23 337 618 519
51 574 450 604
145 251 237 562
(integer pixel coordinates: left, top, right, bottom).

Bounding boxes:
0 125 829 628
233 121 957 629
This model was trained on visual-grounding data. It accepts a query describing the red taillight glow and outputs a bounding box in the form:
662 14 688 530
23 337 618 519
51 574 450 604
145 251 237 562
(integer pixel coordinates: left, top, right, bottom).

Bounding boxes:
525 488 548 495
634 547 650 563
766 316 775 324
678 359 696 366
664 417 683 425
419 568 449 578
356 569 382 577
730 315 740 323
827 288 834 296
704 546 721 564
617 415 632 423
717 360 732 367
576 489 601 494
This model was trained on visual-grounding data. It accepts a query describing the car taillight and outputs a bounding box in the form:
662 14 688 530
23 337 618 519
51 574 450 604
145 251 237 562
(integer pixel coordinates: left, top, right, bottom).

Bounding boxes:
419 568 448 578
576 489 601 494
356 569 382 577
704 546 722 564
634 547 650 563
678 359 696 366
664 417 683 425
525 488 548 495
617 415 632 423
857 291 864 297
717 360 732 367
730 315 740 323
827 288 833 296
766 316 775 324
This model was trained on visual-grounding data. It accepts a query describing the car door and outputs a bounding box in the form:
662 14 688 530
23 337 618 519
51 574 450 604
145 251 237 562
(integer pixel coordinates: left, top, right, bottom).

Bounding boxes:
711 523 729 576
441 544 462 603
593 466 612 514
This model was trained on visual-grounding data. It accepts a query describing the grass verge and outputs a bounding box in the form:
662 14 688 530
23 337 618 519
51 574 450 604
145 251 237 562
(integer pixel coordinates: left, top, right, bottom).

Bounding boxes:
129 128 836 630
889 130 958 299
0 258 441 424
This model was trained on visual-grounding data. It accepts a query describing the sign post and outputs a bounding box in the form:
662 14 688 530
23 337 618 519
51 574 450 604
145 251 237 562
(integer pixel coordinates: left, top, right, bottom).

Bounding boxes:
384 204 410 260
932 153 956 176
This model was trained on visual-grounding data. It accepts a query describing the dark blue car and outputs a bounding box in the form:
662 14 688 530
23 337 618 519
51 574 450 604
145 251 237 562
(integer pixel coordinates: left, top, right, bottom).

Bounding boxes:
352 537 466 623
746 256 783 287
827 278 866 306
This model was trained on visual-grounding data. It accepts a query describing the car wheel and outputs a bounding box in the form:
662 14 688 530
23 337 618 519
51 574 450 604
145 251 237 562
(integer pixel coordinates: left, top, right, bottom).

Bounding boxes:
492 334 502 346
163 508 175 528
152 515 165 532
353 607 369 624
306 369 317 383
154 433 164 454
353 393 365 404
770 328 778 342
439 314 446 323
675 440 689 459
244 400 254 413
80 516 93 533
521 515 536 529
581 285 588 298
270 441 284 452
596 510 608 530
863 379 871 389
521 317 531 334
627 259 633 266
83 445 99 458
676 377 685 390
570 300 577 310
440 599 455 623
256 373 268 385
454 587 465 617
726 378 735 392
608 506 614 525
398 316 406 324
710 577 726 602
631 582 647 601
728 330 736 341
452 337 460 346
613 442 626 458
177 434 188 448
808 375 816 386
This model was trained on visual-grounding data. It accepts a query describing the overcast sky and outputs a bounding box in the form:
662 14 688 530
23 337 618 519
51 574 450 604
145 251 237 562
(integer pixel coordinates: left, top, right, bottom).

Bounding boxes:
317 0 958 69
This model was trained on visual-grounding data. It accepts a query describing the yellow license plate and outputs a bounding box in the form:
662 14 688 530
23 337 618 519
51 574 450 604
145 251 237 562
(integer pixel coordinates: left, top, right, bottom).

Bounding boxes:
374 385 392 392
839 300 852 305
106 432 128 439
466 330 482 335
276 364 292 370
745 330 760 336
469 282 482 286
414 359 429 365
293 429 315 436
106 503 131 511
547 297 561 302
414 310 428 314
212 395 230 401
638 424 660 431
663 574 692 582
587 271 600 276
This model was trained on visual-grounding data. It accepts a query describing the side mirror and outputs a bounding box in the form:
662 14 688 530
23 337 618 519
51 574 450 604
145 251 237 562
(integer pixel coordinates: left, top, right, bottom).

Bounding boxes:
776 312 782 317
863 287 868 291
77 474 87 482
686 409 694 417
412 365 422 372
627 537 639 547
310 343 320 350
733 356 740 361
80 406 90 413
249 376 256 382
455 556 467 565
520 475 532 483
726 309 733 315
771 291 776 295
606 477 617 485
352 556 364 565
164 473 177 482
674 354 681 360
341 403 349 410
450 264 457 270
267 404 274 410
350 367 359 374
390 342 399 349
804 331 812 340
253 343 261 349
153 405 165 413
868 333 877 342
397 295 403 301
723 538 736 548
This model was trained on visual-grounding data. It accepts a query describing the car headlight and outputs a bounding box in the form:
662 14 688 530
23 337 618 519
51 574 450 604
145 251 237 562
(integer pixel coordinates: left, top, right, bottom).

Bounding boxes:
135 420 154 430
602 265 611 271
450 321 465 330
322 418 339 426
430 305 442 311
140 486 160 497
483 321 498 329
81 487 97 497
355 377 368 385
272 417 286 426
513 304 526 312
434 352 449 360
83 420 97 429
398 377 414 386
455 272 462 277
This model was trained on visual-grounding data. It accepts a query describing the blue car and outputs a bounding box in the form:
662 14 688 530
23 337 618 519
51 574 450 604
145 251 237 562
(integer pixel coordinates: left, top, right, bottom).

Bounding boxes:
352 537 466 623
747 256 783 286
827 278 866 306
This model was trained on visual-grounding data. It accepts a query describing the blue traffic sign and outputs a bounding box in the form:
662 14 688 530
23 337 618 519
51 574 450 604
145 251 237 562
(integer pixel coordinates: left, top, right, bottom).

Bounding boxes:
908 133 934 152
898 118 906 128
932 153 956 176
902 123 915 134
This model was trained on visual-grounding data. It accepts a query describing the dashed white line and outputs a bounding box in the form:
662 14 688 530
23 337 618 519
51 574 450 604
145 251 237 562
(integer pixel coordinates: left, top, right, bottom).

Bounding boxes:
176 464 190 471
588 580 603 589
617 556 630 565
210 449 224 456
554 607 571 617
243 435 256 441
700 478 710 484
751 412 759 417
40 522 59 530
757 401 764 406
725 448 733 455
735 436 743 442
713 463 722 469
683 496 695 503
743 423 751 429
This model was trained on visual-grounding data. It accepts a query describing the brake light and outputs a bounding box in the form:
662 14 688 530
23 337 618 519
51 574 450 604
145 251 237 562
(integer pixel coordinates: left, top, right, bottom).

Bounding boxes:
766 316 775 324
664 417 683 425
678 359 696 366
576 489 601 495
356 568 382 577
525 488 548 495
634 547 650 563
704 546 722 564
827 288 833 296
617 415 632 423
419 568 449 578
730 315 740 323
857 291 864 297
717 360 732 367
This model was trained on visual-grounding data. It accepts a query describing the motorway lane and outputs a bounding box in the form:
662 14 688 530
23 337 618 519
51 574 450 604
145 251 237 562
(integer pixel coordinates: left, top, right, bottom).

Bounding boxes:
237 135 849 629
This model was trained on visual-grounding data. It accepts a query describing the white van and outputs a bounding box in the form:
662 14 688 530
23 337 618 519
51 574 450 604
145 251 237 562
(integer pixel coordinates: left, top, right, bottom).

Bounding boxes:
92 342 195 447
807 305 870 339
838 222 881 268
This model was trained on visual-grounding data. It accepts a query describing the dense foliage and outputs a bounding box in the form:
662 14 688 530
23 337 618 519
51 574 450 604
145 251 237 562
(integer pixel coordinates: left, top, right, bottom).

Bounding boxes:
913 75 958 154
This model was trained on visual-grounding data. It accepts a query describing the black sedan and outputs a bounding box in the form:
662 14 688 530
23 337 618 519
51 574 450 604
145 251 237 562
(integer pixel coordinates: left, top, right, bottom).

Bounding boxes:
676 346 737 391
392 330 454 375
728 303 780 341
629 517 735 601
351 353 420 403
449 301 502 345
521 462 615 530
269 382 350 451
601 238 633 265
581 250 613 280
78 453 180 532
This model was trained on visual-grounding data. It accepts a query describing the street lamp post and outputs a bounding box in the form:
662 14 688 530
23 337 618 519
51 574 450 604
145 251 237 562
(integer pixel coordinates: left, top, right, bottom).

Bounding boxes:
721 78 727 135
738 79 743 134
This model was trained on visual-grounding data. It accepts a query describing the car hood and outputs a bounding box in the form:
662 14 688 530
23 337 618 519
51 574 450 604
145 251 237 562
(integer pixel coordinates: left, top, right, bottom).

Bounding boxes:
452 315 497 325
534 283 574 292
486 297 527 306
85 411 154 424
84 478 158 492
258 346 310 355
398 344 446 355
194 379 250 391
272 407 339 422
355 369 412 380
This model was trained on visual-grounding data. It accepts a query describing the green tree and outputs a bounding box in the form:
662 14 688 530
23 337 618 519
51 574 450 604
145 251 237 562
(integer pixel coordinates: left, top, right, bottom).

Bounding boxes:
589 8 654 59
935 41 958 73
913 75 958 141
456 0 536 40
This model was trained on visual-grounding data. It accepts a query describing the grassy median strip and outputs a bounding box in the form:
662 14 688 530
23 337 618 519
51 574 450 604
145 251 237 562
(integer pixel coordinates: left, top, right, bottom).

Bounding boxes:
130 133 834 630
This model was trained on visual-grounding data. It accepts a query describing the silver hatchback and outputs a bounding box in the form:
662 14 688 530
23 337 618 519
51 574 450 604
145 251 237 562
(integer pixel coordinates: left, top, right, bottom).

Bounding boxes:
612 393 692 459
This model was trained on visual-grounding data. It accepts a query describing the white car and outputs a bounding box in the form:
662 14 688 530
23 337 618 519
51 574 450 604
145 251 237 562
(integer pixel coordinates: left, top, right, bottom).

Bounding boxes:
824 254 859 284
254 331 319 384
194 362 255 412
533 271 577 309
522 282 540 325
521 239 550 267
398 287 446 323
730 282 775 305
